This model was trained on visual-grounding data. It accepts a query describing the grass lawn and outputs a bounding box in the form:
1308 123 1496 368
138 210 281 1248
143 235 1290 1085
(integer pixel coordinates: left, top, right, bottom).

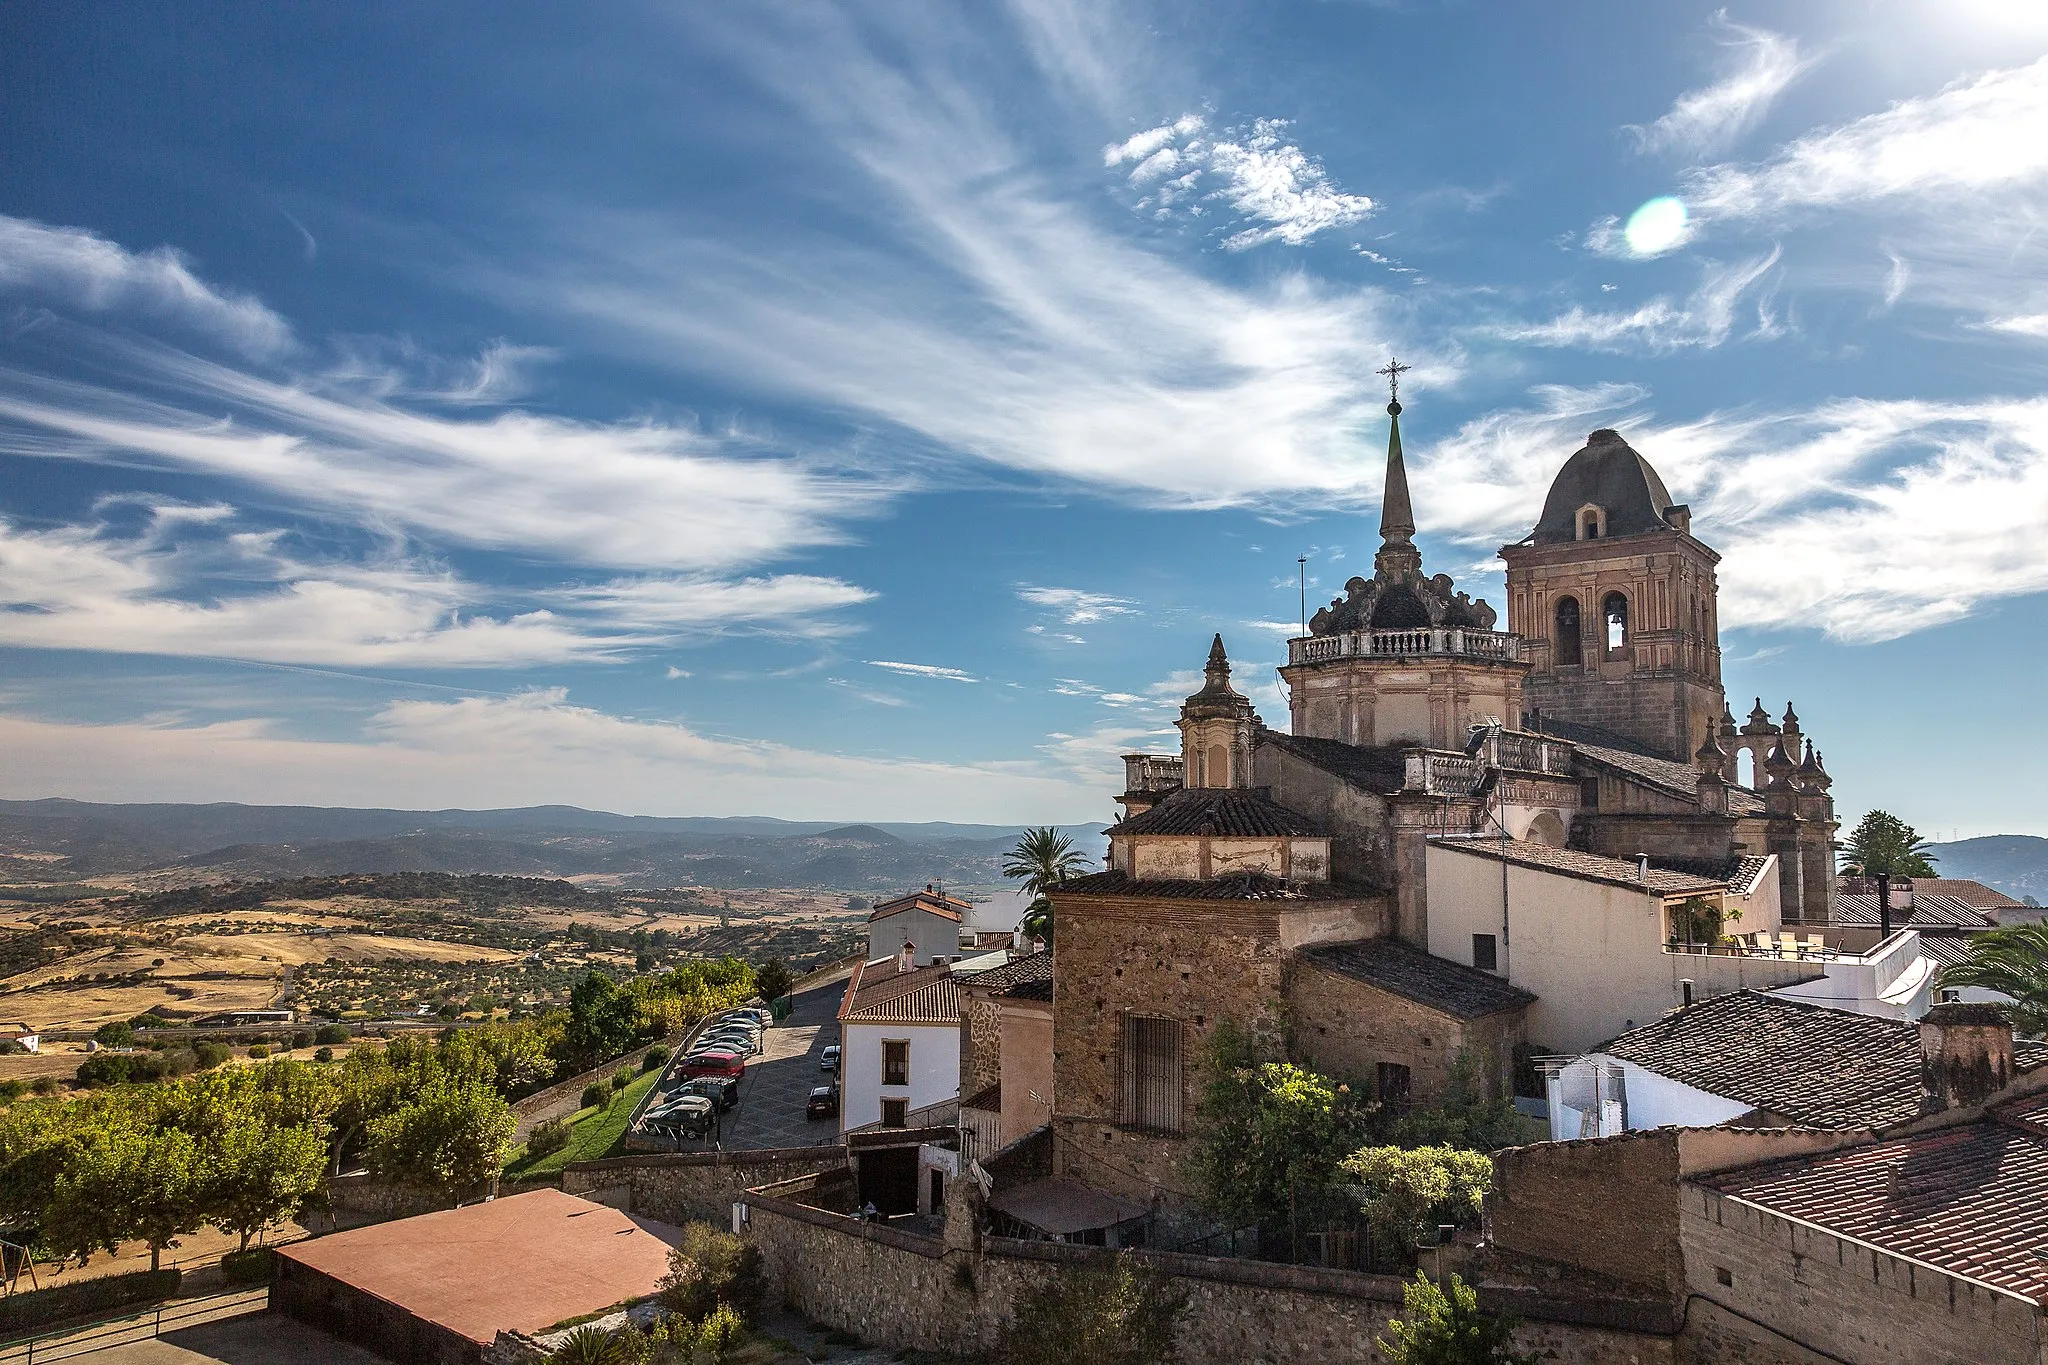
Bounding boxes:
504 1068 661 1179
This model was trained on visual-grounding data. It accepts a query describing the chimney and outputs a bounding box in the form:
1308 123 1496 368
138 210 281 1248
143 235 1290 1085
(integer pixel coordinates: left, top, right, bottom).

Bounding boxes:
898 942 916 974
1919 1003 2014 1113
1637 854 1650 883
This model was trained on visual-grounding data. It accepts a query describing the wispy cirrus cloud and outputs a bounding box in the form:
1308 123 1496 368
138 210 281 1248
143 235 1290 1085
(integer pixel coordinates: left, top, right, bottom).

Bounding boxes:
1683 55 2048 221
1483 249 1780 353
1627 14 1812 158
1016 585 1140 624
0 216 293 358
866 660 979 682
1104 114 1375 249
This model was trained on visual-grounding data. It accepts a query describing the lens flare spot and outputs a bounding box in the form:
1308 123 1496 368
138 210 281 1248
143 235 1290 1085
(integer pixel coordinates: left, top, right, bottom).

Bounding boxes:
1624 197 1690 256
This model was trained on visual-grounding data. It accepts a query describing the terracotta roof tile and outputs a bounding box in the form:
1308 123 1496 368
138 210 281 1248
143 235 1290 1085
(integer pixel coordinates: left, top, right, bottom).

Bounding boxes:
1257 733 1409 795
839 960 960 1024
956 951 1053 993
1305 939 1534 1019
1430 836 1726 895
1701 1106 2048 1301
1108 786 1325 838
868 890 969 923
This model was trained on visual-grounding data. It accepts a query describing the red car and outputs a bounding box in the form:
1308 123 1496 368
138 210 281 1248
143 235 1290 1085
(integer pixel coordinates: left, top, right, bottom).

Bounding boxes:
680 1051 745 1079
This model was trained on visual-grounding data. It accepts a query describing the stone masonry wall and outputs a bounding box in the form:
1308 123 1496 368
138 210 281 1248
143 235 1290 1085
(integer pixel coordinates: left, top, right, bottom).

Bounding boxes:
742 1192 1676 1365
560 1146 845 1226
1680 1184 2043 1365
1286 956 1523 1102
1489 1130 1687 1298
960 990 1002 1100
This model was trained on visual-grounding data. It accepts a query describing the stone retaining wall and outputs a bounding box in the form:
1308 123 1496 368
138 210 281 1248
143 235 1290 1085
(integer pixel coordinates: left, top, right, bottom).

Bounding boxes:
509 1034 680 1138
741 1189 1677 1365
560 1145 847 1226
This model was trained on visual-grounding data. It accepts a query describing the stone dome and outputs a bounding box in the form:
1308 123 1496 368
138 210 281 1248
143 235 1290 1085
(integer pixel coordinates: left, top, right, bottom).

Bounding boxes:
1529 429 1679 544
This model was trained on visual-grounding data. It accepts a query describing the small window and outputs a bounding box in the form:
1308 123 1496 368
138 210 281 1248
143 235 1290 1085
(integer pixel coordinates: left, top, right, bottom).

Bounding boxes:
882 1039 910 1087
1553 597 1582 666
881 1097 907 1128
1603 592 1629 652
1715 1266 1733 1288
1120 1015 1185 1133
1472 933 1498 972
1376 1062 1412 1109
1578 505 1605 540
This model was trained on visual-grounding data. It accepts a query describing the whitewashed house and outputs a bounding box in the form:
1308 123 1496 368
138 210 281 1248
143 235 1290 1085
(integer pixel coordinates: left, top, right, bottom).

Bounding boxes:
836 951 961 1135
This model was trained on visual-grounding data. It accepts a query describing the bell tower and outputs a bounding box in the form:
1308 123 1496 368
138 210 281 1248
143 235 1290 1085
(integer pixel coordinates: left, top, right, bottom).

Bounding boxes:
1501 429 1724 763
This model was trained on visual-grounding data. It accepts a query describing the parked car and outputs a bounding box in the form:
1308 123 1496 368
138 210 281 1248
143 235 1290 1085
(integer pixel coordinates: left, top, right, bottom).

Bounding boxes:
679 1075 739 1111
680 1052 745 1079
806 1084 840 1119
820 1044 841 1072
643 1093 715 1140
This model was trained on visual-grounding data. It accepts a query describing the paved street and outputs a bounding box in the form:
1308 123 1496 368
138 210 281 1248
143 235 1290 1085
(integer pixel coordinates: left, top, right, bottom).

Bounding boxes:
685 972 848 1152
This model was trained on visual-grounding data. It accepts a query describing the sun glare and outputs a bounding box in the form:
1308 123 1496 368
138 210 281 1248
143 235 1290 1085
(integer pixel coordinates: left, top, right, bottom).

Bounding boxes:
1624 196 1690 256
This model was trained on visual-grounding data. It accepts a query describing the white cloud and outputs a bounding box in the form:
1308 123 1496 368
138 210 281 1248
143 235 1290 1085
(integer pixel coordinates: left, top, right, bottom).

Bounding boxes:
0 216 293 357
866 660 979 682
0 690 1098 823
0 352 885 573
1627 15 1812 158
1978 313 2048 339
1016 585 1139 624
1684 55 2048 220
561 575 874 634
1485 250 1781 353
1410 386 2048 643
665 666 692 679
1105 114 1374 249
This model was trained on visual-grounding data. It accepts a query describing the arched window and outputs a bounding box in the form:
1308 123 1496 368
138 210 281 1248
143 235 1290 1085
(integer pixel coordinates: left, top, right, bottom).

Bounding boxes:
1553 596 1582 666
1603 592 1630 652
1577 505 1605 540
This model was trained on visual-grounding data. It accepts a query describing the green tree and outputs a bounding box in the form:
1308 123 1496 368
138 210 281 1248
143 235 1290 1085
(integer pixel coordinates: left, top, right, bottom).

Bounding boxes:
1941 924 2048 1036
992 1251 1186 1365
93 1021 134 1049
1382 1050 1529 1154
203 1117 329 1251
47 1121 202 1271
658 1221 763 1322
565 972 640 1069
365 1078 515 1199
1840 810 1939 879
1376 1271 1541 1365
1342 1146 1493 1256
754 959 794 1003
1191 1024 1364 1230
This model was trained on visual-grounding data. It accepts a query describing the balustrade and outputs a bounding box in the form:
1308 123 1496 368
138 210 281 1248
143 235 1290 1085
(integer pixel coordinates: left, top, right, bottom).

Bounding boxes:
1288 628 1522 666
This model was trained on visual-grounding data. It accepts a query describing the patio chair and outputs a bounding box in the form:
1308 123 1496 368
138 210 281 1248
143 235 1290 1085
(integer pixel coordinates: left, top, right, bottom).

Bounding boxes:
1778 931 1800 956
1752 931 1776 956
1803 934 1828 959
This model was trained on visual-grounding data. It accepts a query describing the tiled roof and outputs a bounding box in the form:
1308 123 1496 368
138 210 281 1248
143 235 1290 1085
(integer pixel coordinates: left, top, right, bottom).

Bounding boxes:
1257 733 1409 795
1305 939 1535 1020
1909 878 2023 909
868 890 968 923
1701 1102 2048 1301
1728 855 1772 895
1108 786 1325 838
1429 836 1727 895
1602 991 1929 1128
957 951 1053 994
1054 869 1359 901
1572 738 1766 817
839 960 960 1025
1004 977 1053 1002
1833 894 1996 931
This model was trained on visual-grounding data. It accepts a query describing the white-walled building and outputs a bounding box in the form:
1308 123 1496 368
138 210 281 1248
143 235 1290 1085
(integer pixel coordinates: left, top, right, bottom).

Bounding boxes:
866 887 971 966
836 955 961 1135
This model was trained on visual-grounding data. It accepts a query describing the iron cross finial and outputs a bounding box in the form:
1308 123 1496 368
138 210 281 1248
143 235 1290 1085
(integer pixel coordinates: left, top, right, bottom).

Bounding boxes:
1375 356 1411 405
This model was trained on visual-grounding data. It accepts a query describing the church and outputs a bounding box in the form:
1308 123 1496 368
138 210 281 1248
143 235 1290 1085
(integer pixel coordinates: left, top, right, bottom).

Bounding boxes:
1031 376 1844 1229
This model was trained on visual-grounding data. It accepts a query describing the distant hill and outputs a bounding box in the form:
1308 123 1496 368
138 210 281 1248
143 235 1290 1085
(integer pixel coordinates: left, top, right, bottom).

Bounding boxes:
1924 835 2048 905
0 798 1104 894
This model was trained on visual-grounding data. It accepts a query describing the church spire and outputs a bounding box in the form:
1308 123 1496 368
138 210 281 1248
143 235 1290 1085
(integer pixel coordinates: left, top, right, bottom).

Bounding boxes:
1374 357 1421 578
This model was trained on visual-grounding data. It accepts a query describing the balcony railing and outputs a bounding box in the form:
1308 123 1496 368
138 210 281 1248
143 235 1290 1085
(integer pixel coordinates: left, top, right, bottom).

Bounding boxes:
1403 751 1483 796
1289 628 1522 667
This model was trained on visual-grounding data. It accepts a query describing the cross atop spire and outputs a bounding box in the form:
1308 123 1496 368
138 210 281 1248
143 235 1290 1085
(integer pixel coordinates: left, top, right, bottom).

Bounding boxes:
1374 368 1420 577
1375 356 1412 414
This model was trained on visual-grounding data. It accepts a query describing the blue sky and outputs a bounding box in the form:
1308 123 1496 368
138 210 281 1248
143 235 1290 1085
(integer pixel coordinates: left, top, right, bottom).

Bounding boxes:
3 0 2047 834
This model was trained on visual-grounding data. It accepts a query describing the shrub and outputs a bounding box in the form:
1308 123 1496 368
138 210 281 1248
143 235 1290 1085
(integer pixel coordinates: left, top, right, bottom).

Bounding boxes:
1376 1271 1540 1365
314 1023 350 1046
548 1324 643 1364
580 1082 611 1111
30 1077 57 1096
0 1080 25 1103
220 1247 275 1286
192 1041 232 1070
1342 1146 1493 1257
657 1222 762 1322
526 1116 572 1159
640 1045 670 1073
313 1046 335 1063
0 1040 23 1056
289 1030 314 1051
610 1068 633 1093
129 1012 174 1030
92 1021 134 1049
648 1302 743 1361
992 1252 1185 1365
246 1044 270 1060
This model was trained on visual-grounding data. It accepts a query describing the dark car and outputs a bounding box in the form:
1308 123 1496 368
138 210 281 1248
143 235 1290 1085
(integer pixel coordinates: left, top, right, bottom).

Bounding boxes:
679 1075 739 1111
806 1084 840 1119
819 1044 841 1072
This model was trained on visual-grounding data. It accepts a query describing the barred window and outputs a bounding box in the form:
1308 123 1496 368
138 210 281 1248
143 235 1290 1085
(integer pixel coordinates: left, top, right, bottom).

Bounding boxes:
1120 1014 1184 1133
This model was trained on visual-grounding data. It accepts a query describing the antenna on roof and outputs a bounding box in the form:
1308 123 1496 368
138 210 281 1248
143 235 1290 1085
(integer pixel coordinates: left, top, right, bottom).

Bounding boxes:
1298 553 1308 637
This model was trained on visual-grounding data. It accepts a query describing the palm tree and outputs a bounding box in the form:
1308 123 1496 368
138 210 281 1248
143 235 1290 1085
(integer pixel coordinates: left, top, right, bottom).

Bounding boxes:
1003 827 1092 944
1941 924 2048 1037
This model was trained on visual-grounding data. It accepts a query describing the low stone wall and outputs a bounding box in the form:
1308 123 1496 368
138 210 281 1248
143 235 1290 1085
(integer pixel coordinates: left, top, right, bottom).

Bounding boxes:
510 1034 679 1138
323 1174 558 1230
0 1268 181 1335
561 1145 847 1226
740 1190 1677 1365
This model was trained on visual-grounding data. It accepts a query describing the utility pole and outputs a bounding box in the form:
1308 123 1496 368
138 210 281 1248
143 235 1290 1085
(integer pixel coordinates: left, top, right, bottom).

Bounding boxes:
1298 553 1308 637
